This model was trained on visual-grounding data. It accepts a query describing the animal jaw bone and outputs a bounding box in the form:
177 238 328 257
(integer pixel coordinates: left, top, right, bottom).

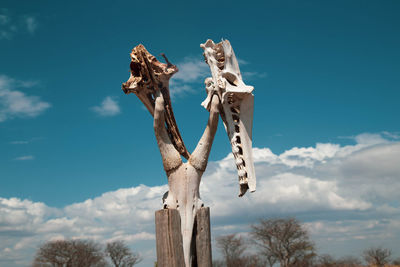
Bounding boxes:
122 44 190 160
201 39 256 196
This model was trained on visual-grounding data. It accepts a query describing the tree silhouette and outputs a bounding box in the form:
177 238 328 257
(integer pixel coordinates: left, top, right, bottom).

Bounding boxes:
216 234 247 267
105 240 142 267
33 239 106 267
363 247 391 267
250 217 316 267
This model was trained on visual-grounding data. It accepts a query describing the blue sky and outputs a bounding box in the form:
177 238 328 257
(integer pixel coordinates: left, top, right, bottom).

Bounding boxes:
1 0 400 266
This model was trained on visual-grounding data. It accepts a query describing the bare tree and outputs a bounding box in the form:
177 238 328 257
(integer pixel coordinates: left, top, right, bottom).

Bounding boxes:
392 257 400 266
212 259 225 267
33 239 106 267
33 240 73 267
242 254 269 267
216 234 247 267
337 256 361 267
363 247 391 267
105 240 142 267
316 254 361 267
250 217 316 267
215 234 269 267
316 254 337 267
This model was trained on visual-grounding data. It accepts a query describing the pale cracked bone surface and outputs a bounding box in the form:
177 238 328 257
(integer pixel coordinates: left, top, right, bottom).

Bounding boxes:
201 39 256 196
122 44 190 159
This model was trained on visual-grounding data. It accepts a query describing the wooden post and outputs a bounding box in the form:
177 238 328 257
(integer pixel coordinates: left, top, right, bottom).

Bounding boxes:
155 207 212 267
155 209 185 267
195 207 212 267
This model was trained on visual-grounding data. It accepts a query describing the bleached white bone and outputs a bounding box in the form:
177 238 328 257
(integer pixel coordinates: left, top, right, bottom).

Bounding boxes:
124 42 255 266
154 91 220 267
201 39 256 196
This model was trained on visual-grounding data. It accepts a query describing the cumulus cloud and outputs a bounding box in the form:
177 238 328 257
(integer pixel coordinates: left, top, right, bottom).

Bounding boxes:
0 186 162 266
1 132 399 266
91 96 121 116
0 75 51 122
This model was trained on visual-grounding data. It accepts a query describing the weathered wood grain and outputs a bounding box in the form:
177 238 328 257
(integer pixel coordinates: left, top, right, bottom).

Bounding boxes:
195 207 212 267
155 209 185 267
155 208 212 267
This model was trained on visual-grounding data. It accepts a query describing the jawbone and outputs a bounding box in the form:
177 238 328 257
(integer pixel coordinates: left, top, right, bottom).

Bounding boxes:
201 39 256 196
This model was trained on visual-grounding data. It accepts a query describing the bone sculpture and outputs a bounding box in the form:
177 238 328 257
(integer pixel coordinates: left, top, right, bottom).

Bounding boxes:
201 39 256 196
122 40 255 267
123 45 219 267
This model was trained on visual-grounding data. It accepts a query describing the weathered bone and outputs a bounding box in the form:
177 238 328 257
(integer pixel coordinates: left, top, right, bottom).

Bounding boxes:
154 91 220 267
123 42 255 266
122 44 190 160
201 39 256 196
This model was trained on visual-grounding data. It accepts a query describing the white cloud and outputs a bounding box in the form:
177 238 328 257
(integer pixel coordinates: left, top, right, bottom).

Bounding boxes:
354 132 389 145
0 11 38 39
91 96 121 116
172 57 209 83
169 56 209 97
0 11 12 40
9 141 29 145
237 58 249 65
242 71 267 80
0 186 163 266
0 14 9 25
169 84 194 96
25 17 37 34
382 131 400 140
14 155 34 161
0 75 51 122
1 132 400 266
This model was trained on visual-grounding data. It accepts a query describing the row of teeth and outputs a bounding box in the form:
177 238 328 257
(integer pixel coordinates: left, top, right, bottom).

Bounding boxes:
230 107 247 185
207 43 248 186
231 138 247 185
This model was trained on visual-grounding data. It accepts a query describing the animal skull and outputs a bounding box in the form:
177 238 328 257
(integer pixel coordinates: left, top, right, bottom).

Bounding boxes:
122 44 190 159
201 39 256 196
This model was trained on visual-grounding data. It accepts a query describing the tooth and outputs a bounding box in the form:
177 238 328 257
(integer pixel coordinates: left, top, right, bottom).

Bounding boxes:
235 157 243 166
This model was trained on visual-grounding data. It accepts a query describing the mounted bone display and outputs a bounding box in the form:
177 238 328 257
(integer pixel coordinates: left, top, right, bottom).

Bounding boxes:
123 40 256 267
122 44 220 267
122 44 190 160
201 39 256 196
